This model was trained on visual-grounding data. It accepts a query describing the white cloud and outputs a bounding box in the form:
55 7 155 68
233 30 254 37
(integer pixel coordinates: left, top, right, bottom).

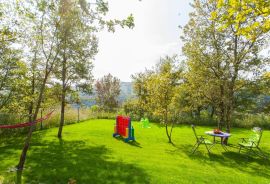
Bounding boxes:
93 0 192 81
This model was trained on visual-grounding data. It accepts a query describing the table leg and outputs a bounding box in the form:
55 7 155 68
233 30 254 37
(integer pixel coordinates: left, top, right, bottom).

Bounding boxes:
221 143 229 151
220 137 229 151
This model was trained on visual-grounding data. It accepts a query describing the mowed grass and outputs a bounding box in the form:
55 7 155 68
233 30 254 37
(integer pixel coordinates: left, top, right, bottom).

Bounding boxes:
0 119 270 184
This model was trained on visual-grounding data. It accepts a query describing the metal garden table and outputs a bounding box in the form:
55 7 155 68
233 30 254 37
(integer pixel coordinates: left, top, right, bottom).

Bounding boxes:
205 131 231 151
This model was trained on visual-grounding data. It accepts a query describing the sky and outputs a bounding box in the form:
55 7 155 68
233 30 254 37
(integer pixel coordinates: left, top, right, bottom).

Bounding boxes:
93 0 193 82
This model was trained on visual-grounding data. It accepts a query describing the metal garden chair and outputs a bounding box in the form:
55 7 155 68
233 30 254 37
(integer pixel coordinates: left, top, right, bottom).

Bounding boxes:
238 127 267 158
191 124 213 154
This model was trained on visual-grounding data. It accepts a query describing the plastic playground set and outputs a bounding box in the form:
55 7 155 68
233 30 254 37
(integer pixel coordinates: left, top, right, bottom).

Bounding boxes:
140 118 150 128
113 115 135 142
112 115 151 143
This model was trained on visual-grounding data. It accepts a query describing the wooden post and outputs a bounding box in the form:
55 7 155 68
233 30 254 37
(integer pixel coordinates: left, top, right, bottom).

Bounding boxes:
40 109 43 130
77 106 80 123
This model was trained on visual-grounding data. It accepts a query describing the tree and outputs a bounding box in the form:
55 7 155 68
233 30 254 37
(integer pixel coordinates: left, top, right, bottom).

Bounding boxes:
0 49 27 111
145 56 183 144
132 56 183 144
212 0 270 40
15 0 62 170
56 0 134 138
0 1 27 112
95 74 121 111
182 0 268 140
131 71 153 119
9 0 134 170
56 0 96 138
123 98 141 120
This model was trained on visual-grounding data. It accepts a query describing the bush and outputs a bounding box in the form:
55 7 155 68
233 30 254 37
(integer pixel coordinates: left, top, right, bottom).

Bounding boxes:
123 99 142 121
0 113 31 138
232 113 270 129
175 111 218 126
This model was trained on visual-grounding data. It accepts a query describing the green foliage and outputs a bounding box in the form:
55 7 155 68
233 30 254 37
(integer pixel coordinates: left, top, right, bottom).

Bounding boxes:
146 57 182 121
0 0 135 113
123 99 142 121
95 74 121 112
69 91 81 105
181 0 268 131
131 56 184 143
212 0 270 40
132 56 183 123
0 49 28 112
90 105 100 112
176 110 218 126
232 113 270 129
131 71 152 119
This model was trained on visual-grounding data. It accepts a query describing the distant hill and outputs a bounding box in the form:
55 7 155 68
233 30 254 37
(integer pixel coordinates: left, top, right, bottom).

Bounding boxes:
78 82 134 107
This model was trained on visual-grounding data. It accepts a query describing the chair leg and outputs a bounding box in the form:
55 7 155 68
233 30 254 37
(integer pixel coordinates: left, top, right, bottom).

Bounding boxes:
256 147 264 155
256 147 268 159
239 146 242 153
209 144 214 150
191 142 200 154
191 142 197 153
204 143 210 154
246 147 253 158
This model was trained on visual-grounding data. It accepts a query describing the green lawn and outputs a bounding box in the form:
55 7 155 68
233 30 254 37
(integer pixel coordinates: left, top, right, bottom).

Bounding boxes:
0 119 270 184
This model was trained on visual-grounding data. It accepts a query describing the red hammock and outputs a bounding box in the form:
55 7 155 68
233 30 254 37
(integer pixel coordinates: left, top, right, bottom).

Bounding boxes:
0 110 54 129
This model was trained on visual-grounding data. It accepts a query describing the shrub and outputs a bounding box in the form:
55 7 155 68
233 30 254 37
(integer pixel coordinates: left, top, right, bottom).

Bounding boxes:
232 113 270 129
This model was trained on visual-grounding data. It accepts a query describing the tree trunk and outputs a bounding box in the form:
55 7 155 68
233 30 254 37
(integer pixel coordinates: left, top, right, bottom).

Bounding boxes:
58 89 65 138
164 111 173 144
218 84 225 130
17 74 48 170
28 104 33 123
222 104 232 145
223 34 238 144
169 121 175 145
165 123 172 143
58 55 67 138
77 106 80 122
28 74 35 122
210 106 215 118
223 86 234 144
196 107 201 118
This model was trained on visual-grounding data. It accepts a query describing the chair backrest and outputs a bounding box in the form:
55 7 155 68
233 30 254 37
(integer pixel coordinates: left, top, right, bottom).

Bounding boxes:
254 127 263 146
191 124 199 142
249 127 263 147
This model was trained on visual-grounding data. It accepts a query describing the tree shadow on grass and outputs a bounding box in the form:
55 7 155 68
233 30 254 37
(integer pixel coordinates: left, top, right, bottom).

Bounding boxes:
170 143 270 180
20 139 148 184
0 135 27 176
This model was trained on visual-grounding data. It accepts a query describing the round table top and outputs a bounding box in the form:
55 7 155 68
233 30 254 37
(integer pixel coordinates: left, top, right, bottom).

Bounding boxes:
205 131 231 138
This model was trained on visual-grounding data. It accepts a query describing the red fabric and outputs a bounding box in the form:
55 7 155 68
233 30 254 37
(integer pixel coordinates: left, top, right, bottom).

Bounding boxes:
0 110 54 129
